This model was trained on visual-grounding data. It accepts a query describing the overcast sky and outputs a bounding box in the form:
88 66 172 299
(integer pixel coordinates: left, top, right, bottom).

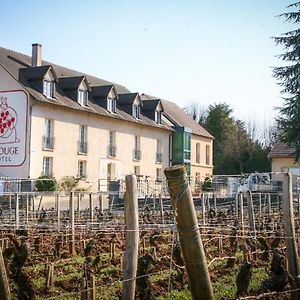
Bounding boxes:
0 0 295 126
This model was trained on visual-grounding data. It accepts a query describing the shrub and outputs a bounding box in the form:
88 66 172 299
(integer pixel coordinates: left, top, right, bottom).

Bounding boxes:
35 175 57 191
59 176 78 191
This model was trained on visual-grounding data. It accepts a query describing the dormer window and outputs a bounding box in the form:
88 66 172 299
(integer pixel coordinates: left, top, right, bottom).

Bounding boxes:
132 104 140 119
107 97 116 113
78 90 88 106
43 80 55 98
155 110 161 124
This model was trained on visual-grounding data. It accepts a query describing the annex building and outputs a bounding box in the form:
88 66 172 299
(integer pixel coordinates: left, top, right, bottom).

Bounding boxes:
0 44 213 192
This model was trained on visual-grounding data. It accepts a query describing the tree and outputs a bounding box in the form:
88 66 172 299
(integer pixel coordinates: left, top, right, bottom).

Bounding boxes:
274 1 300 160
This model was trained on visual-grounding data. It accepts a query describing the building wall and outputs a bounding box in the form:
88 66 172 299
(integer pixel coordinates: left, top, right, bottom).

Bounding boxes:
0 65 30 178
30 102 171 190
190 134 213 190
271 157 300 173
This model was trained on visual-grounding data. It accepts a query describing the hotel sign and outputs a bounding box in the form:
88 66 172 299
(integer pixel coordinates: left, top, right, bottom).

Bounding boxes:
0 90 28 167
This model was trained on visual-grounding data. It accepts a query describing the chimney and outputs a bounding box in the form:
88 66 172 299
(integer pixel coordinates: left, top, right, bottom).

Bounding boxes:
31 43 42 67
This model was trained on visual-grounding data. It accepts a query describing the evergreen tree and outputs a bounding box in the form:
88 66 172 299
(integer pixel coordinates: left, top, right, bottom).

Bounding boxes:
274 1 300 160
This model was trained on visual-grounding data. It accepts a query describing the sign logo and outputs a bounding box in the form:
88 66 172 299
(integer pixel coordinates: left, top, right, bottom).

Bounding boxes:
0 90 28 167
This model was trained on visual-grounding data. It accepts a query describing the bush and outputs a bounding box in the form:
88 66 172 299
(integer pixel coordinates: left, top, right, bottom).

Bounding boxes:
202 176 213 191
35 175 57 191
59 176 78 191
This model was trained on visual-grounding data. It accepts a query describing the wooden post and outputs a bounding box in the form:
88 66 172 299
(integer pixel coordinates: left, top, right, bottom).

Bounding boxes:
201 193 206 225
99 194 103 214
267 193 271 215
213 193 217 212
258 193 262 219
15 194 19 230
0 247 11 300
89 193 93 222
56 193 60 231
153 194 156 212
298 194 300 219
164 165 214 300
235 192 239 219
282 173 300 300
9 195 12 220
25 194 29 224
77 193 81 221
159 193 164 224
90 275 96 300
246 191 256 237
122 175 139 300
69 192 75 256
239 193 244 233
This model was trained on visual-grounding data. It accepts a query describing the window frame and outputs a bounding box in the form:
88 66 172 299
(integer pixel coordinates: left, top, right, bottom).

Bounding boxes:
132 104 140 119
205 145 210 165
107 97 116 113
43 80 55 98
155 110 161 124
42 156 53 176
78 160 87 178
196 143 200 164
78 89 88 106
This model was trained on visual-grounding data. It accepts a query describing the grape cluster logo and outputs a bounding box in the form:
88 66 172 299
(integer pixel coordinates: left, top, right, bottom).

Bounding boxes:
0 90 28 167
0 97 18 144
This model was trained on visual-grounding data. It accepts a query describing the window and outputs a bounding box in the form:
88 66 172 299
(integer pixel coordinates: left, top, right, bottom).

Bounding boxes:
196 143 200 164
107 98 116 113
206 145 210 165
156 168 162 182
42 157 53 176
156 139 162 163
78 126 87 154
132 104 140 119
155 110 161 124
133 136 141 160
108 131 116 157
78 160 87 178
134 166 140 176
43 80 55 98
78 90 88 106
43 119 54 150
183 132 191 161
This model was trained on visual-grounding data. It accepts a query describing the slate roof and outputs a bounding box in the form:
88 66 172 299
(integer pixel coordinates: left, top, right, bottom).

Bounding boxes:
0 46 170 130
0 46 214 138
141 93 213 139
268 143 296 158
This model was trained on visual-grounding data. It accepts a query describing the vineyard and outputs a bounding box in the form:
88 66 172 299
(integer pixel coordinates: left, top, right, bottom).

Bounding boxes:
0 169 299 299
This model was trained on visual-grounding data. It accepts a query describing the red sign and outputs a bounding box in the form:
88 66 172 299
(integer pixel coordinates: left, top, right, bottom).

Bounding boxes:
0 90 28 167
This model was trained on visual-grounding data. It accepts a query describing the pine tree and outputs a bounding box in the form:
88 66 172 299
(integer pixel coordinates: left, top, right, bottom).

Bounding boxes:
274 2 300 160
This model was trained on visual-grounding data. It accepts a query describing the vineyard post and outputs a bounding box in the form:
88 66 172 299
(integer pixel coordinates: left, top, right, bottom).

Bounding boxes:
164 165 214 300
282 173 300 300
297 194 300 219
15 194 19 230
239 193 244 233
246 191 256 237
159 193 164 224
25 194 29 224
235 192 239 219
89 193 93 222
0 247 11 300
69 192 75 256
213 193 217 212
201 193 206 225
56 193 60 231
267 193 271 215
77 193 81 221
122 175 139 300
9 195 12 220
99 194 103 214
258 193 262 219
